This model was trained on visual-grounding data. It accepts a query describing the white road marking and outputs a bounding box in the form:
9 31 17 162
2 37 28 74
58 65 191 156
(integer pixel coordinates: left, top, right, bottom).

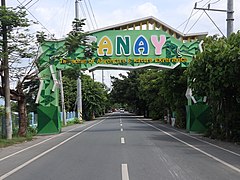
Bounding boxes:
0 122 91 162
120 123 123 127
121 164 130 180
121 128 123 132
139 119 240 173
158 123 240 157
0 119 105 179
121 137 125 144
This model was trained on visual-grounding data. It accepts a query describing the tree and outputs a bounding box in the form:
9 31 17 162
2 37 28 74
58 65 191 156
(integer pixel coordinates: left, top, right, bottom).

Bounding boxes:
138 70 166 119
62 69 109 121
110 68 187 127
110 70 147 115
187 33 240 141
0 6 38 137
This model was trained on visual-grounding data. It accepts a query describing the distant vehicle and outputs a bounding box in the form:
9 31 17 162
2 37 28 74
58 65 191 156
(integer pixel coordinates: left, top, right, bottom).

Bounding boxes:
119 108 124 113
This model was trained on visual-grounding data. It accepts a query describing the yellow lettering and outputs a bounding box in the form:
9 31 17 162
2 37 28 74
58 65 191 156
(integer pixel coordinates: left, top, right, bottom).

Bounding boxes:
97 36 113 56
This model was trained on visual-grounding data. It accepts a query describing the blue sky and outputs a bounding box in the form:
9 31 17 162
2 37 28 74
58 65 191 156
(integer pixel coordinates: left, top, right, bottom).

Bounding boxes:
6 0 240 87
7 0 240 38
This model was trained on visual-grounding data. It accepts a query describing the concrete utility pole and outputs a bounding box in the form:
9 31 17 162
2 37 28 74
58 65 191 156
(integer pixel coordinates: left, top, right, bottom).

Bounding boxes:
227 0 234 37
194 0 234 37
75 0 83 122
1 0 12 139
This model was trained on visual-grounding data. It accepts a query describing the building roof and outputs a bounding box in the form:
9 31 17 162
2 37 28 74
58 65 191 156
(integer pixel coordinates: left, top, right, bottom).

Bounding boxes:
89 16 208 41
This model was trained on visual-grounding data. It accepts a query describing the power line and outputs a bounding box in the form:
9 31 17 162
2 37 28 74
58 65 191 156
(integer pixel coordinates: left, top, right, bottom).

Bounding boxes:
79 1 91 30
203 10 225 37
183 8 194 33
16 0 53 36
26 0 39 9
209 0 221 5
87 0 98 28
60 0 72 37
177 0 212 30
24 0 34 7
194 0 231 37
186 11 205 34
83 0 95 29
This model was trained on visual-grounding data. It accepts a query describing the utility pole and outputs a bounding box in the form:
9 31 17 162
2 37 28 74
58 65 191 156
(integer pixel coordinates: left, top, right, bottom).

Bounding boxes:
59 71 67 126
1 0 12 139
194 0 234 37
102 70 104 84
75 0 83 122
227 0 234 37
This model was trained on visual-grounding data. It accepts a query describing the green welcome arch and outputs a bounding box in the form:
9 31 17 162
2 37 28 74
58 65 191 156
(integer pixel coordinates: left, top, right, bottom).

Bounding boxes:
36 16 207 134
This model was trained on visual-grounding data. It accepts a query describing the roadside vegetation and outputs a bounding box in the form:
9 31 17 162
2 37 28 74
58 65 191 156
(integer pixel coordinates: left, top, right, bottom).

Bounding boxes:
0 6 108 144
110 33 240 142
1 5 239 144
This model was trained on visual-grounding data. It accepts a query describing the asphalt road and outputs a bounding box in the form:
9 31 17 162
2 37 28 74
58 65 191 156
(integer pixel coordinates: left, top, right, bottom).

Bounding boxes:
0 112 240 180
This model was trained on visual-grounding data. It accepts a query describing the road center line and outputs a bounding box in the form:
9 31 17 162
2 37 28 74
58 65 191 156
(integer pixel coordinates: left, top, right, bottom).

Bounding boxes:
0 119 105 180
121 137 125 144
120 123 123 127
121 164 130 180
139 119 240 173
121 128 123 132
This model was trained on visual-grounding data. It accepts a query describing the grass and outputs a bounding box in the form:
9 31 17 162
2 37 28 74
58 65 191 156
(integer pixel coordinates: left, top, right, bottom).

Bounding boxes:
0 136 33 148
62 118 84 127
0 126 37 148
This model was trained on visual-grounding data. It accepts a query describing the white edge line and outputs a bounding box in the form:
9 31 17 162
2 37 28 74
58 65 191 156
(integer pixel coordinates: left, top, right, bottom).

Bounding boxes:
0 119 105 162
121 164 130 180
139 119 240 173
0 119 105 179
157 122 240 157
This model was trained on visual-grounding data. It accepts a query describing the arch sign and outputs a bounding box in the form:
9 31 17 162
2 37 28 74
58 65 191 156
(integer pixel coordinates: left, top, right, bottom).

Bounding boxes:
36 17 207 134
60 30 200 70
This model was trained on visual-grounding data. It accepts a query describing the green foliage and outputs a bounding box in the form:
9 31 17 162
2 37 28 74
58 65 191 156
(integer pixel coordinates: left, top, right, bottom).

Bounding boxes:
110 68 187 127
63 118 84 127
0 136 33 148
0 6 38 138
0 6 30 32
110 70 147 115
187 32 240 141
82 74 108 120
62 69 109 121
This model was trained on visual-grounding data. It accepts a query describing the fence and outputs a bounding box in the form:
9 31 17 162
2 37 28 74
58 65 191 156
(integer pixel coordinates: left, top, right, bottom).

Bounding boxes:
0 111 76 135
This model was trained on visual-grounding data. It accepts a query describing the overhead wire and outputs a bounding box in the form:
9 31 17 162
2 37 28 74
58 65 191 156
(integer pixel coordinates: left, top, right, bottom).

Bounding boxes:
83 0 95 29
23 0 34 7
26 0 39 9
79 0 91 30
60 0 72 37
10 1 46 73
185 0 225 35
87 0 98 29
177 0 212 30
209 0 221 5
183 8 194 33
186 11 205 34
20 0 29 5
16 0 53 36
203 10 225 37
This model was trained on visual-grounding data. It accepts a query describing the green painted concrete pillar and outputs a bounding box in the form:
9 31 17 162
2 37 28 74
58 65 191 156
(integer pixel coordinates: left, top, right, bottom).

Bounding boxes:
186 103 210 133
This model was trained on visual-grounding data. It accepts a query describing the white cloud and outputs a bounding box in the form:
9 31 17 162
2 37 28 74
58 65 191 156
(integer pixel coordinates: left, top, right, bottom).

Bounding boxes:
136 2 159 17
